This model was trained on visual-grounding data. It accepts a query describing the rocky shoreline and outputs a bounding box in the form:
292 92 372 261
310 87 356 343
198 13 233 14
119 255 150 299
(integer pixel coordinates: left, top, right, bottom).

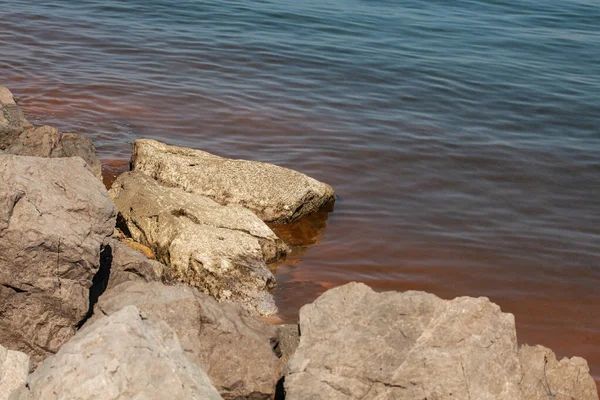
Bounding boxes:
0 86 597 399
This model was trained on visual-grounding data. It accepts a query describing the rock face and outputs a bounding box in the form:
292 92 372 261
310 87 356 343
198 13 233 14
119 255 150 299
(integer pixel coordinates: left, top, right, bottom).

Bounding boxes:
131 139 335 223
14 306 223 400
0 87 31 150
519 345 599 400
0 155 116 367
276 324 300 365
100 238 165 291
0 345 29 400
90 281 284 400
5 125 102 180
110 171 287 315
285 282 599 400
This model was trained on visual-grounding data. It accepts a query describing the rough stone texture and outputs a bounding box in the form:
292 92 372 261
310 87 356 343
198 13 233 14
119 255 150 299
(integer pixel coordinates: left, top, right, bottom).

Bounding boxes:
276 324 300 366
5 125 102 179
286 282 523 400
110 171 287 315
90 281 284 400
0 155 116 368
131 139 335 223
0 345 29 400
101 238 165 291
519 345 599 400
13 306 223 400
0 87 32 150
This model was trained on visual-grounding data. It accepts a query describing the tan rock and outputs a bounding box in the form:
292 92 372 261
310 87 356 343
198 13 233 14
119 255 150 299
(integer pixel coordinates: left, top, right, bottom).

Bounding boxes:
0 345 29 400
0 87 32 150
131 139 335 223
519 344 599 400
91 281 285 400
110 171 287 315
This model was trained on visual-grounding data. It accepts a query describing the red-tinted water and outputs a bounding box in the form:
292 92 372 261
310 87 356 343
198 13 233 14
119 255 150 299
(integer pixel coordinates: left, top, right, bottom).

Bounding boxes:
2 0 599 389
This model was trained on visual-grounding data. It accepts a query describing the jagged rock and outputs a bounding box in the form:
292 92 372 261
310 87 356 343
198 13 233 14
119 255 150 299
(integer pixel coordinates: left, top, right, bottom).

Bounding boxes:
131 139 335 223
13 306 223 400
0 155 115 368
519 345 599 400
286 282 522 399
109 171 287 315
0 345 29 400
90 281 284 400
276 324 300 365
5 125 102 179
0 87 31 150
285 282 599 399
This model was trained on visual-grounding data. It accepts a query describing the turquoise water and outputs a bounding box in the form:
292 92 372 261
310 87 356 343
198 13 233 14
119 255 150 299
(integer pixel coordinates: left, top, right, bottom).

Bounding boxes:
1 0 599 382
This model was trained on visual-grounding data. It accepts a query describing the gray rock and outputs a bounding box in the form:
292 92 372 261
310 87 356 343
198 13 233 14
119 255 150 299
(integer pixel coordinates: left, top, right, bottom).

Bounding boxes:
0 155 116 368
5 125 102 180
276 324 300 366
14 306 223 400
519 345 599 400
91 281 284 400
131 139 335 223
109 171 286 315
101 238 165 291
0 345 29 400
0 87 32 150
286 282 523 400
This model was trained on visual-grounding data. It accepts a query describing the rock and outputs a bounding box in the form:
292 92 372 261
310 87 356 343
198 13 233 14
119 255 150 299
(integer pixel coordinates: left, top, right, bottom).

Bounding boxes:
5 125 102 180
0 345 29 400
90 281 284 400
0 155 115 368
518 345 599 400
131 139 335 223
286 282 523 399
100 238 165 291
120 237 156 259
0 87 32 150
275 324 300 365
110 171 287 315
13 306 223 400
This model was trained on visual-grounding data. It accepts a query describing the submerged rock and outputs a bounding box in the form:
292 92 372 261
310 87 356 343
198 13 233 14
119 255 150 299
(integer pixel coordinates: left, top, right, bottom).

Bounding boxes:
13 306 223 400
0 345 29 400
285 282 599 400
5 125 102 180
0 87 31 150
131 139 335 223
90 281 285 400
0 155 115 368
110 171 286 315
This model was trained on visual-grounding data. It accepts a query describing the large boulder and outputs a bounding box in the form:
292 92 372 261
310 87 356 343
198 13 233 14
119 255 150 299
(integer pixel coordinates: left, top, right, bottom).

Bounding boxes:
109 171 287 315
13 306 223 400
0 87 31 150
131 139 335 223
285 282 599 400
5 125 102 180
90 281 285 400
519 345 599 400
0 345 29 400
0 155 115 367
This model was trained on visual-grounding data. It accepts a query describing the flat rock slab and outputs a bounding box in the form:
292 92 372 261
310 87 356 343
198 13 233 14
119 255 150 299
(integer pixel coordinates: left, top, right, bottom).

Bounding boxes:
110 171 287 315
131 139 335 223
285 282 599 400
91 281 285 400
0 345 29 400
13 306 223 400
0 155 115 368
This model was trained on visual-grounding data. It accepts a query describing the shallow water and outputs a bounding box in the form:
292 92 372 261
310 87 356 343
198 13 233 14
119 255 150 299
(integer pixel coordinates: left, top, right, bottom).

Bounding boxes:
2 0 599 384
